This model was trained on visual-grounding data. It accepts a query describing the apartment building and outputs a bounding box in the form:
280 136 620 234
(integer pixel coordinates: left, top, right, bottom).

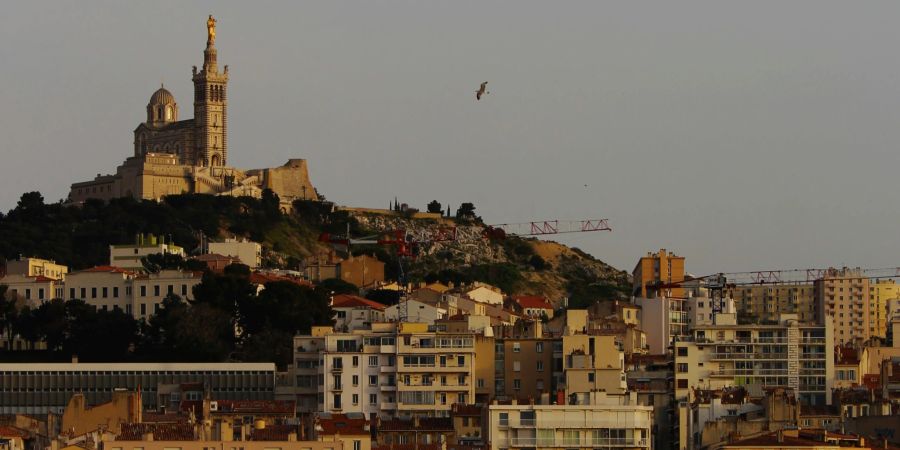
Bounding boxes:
4 256 68 280
132 269 202 319
0 361 276 414
284 322 484 419
487 392 653 450
674 313 834 407
109 233 185 271
64 266 135 312
63 267 201 319
0 273 62 306
727 284 817 324
332 295 386 332
494 321 558 401
632 249 685 298
208 237 262 269
635 296 688 355
815 268 873 345
562 334 626 402
871 279 900 338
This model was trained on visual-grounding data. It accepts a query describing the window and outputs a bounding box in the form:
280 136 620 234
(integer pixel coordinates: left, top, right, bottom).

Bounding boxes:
458 355 465 366
369 356 379 366
536 379 544 390
677 347 688 357
38 288 45 300
370 394 377 405
457 393 466 404
333 375 342 389
181 284 188 296
353 441 361 450
333 395 341 409
70 288 75 299
512 342 521 352
477 378 485 388
499 412 509 426
458 375 466 385
588 373 595 382
513 361 521 372
352 356 359 367
352 375 359 386
677 363 688 373
513 379 521 390
140 286 147 297
113 287 119 297
91 287 97 298
536 342 543 353
369 375 378 386
352 394 359 405
537 361 544 372
154 285 160 296
677 379 688 389
102 287 108 298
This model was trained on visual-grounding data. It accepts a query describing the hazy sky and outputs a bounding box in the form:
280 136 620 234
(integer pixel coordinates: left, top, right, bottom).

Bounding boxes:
2 1 899 274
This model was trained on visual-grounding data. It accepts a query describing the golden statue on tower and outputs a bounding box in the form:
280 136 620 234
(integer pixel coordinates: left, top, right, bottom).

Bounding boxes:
207 15 216 45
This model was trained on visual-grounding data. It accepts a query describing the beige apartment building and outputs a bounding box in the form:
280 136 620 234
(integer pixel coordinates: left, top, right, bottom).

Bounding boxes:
109 234 185 271
562 334 626 402
131 269 202 319
487 392 653 450
494 321 558 401
0 274 63 306
728 283 817 324
815 268 874 345
632 249 685 298
4 256 68 280
208 238 262 269
674 313 833 406
871 279 900 338
63 266 200 319
284 322 486 418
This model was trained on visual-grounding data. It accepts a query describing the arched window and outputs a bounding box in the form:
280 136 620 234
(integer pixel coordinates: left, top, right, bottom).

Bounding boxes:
211 154 220 167
165 106 173 120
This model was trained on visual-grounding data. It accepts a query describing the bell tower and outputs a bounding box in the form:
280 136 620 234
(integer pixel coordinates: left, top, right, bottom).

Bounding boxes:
192 15 228 167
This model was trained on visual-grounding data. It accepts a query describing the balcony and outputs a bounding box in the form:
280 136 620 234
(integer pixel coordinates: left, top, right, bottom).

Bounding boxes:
502 437 649 448
380 364 397 373
381 401 398 409
331 365 343 373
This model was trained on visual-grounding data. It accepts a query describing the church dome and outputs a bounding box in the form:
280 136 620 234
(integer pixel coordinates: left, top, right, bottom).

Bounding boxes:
149 86 176 105
146 85 178 125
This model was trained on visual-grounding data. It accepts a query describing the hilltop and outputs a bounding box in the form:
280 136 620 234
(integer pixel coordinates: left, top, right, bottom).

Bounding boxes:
0 192 630 307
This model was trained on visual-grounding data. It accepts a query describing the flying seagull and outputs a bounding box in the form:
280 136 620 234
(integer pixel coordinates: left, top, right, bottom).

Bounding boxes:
476 81 489 100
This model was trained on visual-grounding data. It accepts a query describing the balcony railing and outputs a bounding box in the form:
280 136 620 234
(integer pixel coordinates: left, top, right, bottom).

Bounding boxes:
502 437 649 447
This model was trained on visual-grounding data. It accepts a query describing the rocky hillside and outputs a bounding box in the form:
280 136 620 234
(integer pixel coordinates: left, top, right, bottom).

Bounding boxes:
349 212 631 305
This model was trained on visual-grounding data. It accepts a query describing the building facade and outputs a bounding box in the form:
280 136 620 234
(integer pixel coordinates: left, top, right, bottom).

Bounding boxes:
632 249 685 298
674 313 834 407
0 362 276 414
487 392 653 450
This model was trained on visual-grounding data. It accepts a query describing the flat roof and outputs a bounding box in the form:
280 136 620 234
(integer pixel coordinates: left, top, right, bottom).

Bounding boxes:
0 362 276 371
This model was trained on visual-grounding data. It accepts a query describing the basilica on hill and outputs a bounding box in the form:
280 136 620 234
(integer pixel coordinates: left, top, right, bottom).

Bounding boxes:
68 16 318 205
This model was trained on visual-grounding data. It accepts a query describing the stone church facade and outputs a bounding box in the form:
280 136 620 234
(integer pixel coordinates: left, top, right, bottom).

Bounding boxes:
68 16 318 205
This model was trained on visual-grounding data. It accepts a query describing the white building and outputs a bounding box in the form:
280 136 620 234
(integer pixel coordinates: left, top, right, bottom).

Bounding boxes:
132 269 202 319
487 392 653 450
0 274 62 306
109 234 185 271
634 296 688 355
385 299 446 324
332 294 387 332
208 237 262 268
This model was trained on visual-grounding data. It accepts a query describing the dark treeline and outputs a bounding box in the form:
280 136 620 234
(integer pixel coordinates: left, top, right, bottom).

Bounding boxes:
0 191 350 270
0 265 334 368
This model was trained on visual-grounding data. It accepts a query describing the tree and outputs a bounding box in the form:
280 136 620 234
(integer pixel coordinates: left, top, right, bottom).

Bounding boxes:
0 285 18 347
141 252 186 273
315 278 358 296
529 254 547 271
426 200 442 214
456 202 478 221
32 299 68 351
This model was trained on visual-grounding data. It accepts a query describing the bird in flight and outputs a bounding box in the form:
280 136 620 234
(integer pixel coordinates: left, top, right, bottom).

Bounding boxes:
476 81 489 100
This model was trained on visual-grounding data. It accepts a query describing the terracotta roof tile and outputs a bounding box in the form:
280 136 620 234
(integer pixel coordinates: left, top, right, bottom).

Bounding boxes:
117 423 194 441
332 294 386 311
317 414 369 436
513 296 553 309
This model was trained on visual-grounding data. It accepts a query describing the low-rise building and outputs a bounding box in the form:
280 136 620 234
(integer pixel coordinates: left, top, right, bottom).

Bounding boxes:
109 234 185 271
4 256 68 280
332 295 387 332
208 237 262 269
511 296 554 319
487 392 653 450
0 361 276 414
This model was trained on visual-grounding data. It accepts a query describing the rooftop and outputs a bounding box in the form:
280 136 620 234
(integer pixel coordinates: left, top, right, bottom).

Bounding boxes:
332 294 387 311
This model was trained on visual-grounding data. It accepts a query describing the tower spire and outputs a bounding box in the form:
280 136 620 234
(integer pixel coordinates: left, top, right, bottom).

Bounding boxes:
203 15 218 72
